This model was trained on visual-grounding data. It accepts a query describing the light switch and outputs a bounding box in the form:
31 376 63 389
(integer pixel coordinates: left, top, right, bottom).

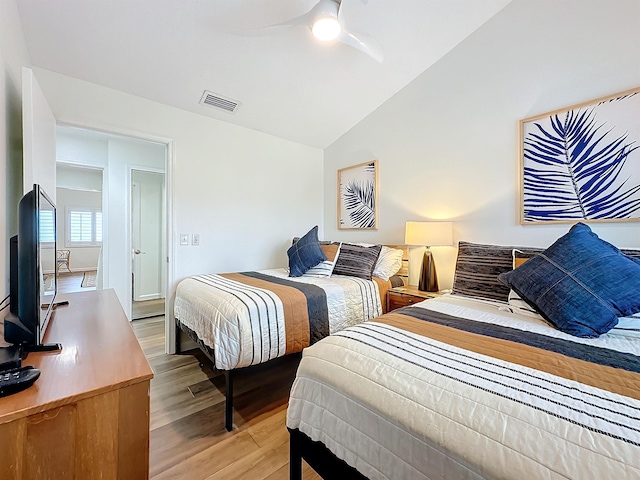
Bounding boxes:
180 234 189 246
192 234 200 246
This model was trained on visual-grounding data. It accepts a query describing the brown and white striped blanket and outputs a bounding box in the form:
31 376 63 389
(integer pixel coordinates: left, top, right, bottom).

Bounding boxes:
174 269 389 370
287 295 640 480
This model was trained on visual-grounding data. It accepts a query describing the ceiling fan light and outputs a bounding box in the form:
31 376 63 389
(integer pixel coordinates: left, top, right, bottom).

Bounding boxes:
312 17 341 41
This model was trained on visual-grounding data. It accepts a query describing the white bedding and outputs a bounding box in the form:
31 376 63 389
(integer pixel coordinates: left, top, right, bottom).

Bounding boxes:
286 295 640 480
174 268 383 370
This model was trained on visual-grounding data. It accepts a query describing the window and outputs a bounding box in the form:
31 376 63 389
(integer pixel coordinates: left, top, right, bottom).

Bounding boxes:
39 209 56 244
67 207 102 246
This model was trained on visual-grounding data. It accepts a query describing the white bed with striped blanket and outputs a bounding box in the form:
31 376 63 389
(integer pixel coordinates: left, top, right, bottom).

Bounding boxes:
174 268 386 371
287 295 640 479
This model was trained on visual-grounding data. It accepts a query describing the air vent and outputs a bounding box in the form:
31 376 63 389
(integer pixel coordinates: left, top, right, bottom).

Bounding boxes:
200 91 240 113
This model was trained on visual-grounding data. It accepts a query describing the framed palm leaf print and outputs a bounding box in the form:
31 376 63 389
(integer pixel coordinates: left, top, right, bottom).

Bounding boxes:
520 87 640 224
338 160 378 230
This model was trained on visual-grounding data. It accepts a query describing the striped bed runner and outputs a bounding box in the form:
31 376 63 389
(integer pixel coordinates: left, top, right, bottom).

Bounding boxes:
176 269 384 370
334 306 640 447
192 272 329 365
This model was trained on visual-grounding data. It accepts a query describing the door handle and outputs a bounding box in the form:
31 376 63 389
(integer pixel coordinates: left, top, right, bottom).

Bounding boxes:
134 249 146 255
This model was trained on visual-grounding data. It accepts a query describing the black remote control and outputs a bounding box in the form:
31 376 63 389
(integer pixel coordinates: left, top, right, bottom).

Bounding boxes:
0 365 41 398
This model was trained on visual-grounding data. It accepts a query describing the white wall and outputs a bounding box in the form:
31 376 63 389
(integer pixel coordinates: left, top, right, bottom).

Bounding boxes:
35 68 324 319
324 0 640 289
57 163 103 191
57 128 109 166
0 1 31 303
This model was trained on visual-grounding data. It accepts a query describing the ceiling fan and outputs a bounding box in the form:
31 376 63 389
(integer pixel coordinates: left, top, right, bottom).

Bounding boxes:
248 0 384 63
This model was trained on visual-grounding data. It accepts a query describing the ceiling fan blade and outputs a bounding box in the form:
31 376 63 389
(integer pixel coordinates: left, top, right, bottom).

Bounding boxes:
272 5 320 28
337 29 384 62
231 4 320 36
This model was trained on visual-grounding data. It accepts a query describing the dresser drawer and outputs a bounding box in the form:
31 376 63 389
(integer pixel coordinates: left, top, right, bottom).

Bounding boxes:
387 288 440 312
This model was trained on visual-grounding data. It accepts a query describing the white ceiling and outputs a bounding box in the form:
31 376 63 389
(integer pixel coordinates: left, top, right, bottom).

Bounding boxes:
17 0 511 149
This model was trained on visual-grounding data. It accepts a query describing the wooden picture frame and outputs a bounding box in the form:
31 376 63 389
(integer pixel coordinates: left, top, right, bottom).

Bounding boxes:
519 86 640 224
338 160 378 230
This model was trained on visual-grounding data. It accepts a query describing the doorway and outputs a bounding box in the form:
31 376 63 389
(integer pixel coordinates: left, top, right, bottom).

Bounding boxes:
55 163 104 294
56 124 169 326
131 168 166 319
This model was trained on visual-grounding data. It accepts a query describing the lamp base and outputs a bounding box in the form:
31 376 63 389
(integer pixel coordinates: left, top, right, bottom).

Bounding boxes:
418 250 439 292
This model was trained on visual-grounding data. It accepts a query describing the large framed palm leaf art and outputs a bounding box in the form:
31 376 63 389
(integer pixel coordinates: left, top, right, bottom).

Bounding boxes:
338 160 378 230
520 87 640 224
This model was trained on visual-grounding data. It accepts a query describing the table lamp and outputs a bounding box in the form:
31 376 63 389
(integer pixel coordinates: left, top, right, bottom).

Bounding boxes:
405 221 453 292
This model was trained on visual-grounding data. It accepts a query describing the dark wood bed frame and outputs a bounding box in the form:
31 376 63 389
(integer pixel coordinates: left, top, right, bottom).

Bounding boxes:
288 427 368 479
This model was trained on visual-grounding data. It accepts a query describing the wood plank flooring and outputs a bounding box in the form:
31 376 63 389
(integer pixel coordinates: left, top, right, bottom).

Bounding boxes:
133 298 166 320
132 316 322 480
56 271 96 294
57 272 165 319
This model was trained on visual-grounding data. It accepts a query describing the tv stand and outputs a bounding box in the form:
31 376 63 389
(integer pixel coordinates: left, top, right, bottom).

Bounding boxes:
0 289 153 478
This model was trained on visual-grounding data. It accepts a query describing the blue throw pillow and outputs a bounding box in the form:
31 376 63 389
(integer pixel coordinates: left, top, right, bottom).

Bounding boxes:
498 223 640 338
287 226 327 277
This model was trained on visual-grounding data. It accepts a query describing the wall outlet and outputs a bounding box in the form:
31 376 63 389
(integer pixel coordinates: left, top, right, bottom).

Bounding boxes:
180 234 189 246
192 234 200 246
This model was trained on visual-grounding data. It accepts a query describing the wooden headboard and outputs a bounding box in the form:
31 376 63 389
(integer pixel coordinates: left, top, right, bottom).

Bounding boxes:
384 244 409 285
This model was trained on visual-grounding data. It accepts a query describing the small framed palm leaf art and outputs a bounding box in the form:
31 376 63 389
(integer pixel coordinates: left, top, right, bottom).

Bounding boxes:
520 87 640 224
338 160 378 230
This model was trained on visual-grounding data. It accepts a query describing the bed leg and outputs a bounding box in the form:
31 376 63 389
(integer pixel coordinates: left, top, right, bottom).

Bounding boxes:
174 319 181 354
289 430 303 480
224 370 233 431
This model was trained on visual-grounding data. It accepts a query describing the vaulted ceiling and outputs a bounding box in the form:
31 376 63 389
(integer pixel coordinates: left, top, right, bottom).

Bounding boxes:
17 0 511 148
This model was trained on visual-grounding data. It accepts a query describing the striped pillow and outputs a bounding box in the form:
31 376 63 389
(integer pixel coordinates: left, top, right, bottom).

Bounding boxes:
303 243 341 278
451 241 542 303
624 249 640 263
332 243 382 280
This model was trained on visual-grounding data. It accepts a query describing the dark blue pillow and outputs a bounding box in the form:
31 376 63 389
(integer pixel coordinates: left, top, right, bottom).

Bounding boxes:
626 252 640 266
498 223 640 338
287 226 326 277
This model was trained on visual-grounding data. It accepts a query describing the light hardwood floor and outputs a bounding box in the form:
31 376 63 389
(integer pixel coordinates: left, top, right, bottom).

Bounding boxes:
133 298 166 320
56 271 95 294
132 316 322 480
58 272 165 319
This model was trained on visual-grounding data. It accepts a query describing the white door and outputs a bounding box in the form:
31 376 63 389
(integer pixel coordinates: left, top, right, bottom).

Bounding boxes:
22 67 56 198
131 170 165 301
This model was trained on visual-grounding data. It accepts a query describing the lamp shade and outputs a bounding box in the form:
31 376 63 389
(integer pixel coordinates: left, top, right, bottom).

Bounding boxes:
405 221 453 247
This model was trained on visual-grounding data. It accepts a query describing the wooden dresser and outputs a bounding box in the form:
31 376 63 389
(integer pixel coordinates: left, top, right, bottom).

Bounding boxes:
0 289 154 480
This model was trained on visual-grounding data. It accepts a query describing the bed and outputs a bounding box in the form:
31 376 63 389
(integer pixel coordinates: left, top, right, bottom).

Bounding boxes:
287 224 640 479
174 234 408 431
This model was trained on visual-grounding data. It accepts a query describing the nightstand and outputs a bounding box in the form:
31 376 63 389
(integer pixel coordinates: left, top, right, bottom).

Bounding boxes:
387 285 441 312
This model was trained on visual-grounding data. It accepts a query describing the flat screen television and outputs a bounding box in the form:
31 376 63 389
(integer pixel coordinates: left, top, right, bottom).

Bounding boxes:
5 184 61 351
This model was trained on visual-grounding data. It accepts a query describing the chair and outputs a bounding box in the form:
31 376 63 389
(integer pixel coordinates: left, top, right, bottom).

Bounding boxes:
56 250 72 274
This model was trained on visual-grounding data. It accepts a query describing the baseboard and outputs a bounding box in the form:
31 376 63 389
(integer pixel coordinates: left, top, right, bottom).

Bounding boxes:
58 267 98 273
134 294 163 302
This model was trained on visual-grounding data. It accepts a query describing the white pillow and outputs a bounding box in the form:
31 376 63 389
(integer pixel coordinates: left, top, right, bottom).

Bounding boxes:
304 243 341 278
373 246 404 281
507 290 543 318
